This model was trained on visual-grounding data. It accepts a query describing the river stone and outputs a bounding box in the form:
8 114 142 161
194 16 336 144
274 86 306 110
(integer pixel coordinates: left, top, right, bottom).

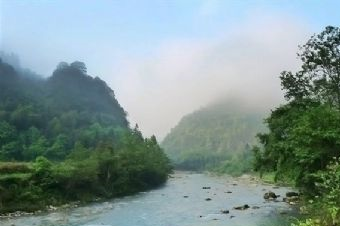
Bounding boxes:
264 191 278 200
283 196 299 203
221 210 229 214
233 204 250 210
286 191 299 197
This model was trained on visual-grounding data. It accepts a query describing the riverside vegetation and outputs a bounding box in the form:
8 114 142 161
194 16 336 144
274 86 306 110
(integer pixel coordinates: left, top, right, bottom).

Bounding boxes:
253 26 340 226
0 59 171 213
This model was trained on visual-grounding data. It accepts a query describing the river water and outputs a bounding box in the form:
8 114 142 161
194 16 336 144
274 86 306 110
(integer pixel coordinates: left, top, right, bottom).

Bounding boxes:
1 172 297 226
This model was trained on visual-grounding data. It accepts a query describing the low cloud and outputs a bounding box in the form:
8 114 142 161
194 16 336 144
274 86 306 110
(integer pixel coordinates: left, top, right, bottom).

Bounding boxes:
109 13 310 140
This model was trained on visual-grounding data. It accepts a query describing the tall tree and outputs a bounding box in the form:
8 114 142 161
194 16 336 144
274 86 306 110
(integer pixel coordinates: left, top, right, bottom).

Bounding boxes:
281 26 340 107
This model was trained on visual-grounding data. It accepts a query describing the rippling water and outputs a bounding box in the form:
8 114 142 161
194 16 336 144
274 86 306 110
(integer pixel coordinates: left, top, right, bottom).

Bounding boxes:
1 172 297 226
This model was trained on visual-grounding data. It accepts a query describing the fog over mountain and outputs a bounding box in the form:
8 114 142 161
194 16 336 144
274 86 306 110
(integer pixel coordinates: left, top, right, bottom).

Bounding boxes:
111 15 309 139
0 1 327 139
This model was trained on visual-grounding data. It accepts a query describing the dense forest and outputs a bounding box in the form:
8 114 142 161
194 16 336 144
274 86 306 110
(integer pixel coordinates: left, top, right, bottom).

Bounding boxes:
253 26 340 226
162 100 265 175
0 57 171 213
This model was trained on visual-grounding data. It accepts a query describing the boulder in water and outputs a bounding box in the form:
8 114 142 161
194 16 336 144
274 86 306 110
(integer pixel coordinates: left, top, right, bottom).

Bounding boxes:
221 209 229 214
286 191 299 197
264 191 277 200
233 204 250 210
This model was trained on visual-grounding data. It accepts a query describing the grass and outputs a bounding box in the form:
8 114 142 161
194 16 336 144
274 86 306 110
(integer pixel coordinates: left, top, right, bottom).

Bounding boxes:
0 162 33 174
0 173 32 180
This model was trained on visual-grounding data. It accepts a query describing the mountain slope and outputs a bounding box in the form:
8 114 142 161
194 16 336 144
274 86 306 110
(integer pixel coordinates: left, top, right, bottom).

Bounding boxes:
161 100 266 173
0 60 129 160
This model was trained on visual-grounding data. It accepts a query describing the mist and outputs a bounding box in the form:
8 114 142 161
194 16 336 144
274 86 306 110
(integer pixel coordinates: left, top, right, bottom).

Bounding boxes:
0 1 318 140
111 14 310 139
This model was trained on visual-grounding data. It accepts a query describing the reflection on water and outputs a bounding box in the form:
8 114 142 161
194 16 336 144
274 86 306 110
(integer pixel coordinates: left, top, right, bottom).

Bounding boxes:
1 172 297 226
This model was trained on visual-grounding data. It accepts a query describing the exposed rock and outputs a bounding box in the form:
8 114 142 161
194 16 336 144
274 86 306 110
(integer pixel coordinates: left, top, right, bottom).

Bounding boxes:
221 210 229 214
283 196 299 203
233 204 250 210
47 205 57 211
202 186 211 189
264 191 278 200
286 191 299 197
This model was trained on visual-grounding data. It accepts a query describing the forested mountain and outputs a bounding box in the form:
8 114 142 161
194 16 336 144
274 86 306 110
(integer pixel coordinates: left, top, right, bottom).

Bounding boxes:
0 59 128 161
0 58 171 213
161 100 265 174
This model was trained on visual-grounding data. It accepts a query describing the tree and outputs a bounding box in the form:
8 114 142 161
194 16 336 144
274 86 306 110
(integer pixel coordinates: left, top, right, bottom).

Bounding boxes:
0 121 21 160
70 61 87 74
22 127 48 160
280 26 340 108
45 134 69 160
56 62 69 70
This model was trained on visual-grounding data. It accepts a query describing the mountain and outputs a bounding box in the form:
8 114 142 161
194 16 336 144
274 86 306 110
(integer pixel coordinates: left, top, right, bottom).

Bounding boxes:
0 59 129 160
0 58 170 213
161 99 266 174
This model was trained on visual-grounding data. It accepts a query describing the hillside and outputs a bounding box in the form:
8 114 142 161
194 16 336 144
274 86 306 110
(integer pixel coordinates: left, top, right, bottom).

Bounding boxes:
0 58 171 213
161 100 265 174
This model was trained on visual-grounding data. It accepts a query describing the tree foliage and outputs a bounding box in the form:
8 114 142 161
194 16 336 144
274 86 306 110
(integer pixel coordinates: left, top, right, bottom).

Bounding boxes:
281 26 340 107
253 26 340 226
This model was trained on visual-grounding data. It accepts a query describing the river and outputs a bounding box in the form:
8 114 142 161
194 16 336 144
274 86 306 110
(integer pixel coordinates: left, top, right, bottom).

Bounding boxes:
0 172 297 226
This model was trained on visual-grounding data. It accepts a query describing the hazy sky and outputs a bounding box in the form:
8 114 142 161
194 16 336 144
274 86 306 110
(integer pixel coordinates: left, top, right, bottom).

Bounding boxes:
1 0 340 139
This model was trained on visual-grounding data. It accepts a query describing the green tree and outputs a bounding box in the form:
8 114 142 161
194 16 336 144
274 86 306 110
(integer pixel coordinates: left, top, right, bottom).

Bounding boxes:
0 121 21 160
45 134 69 160
70 61 87 74
281 26 340 107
